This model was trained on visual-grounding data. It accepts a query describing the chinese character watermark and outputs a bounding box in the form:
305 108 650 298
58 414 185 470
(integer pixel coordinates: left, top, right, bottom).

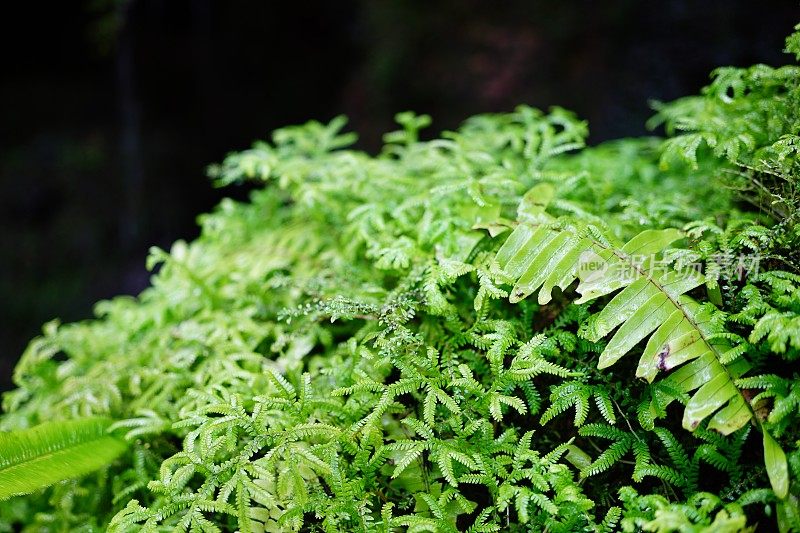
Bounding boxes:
577 251 760 282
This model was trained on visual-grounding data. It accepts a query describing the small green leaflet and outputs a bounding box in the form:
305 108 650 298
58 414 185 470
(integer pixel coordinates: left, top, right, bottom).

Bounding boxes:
764 430 789 499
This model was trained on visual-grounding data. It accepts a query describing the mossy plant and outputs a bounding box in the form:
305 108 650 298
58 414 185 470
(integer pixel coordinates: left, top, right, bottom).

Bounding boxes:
1 25 799 533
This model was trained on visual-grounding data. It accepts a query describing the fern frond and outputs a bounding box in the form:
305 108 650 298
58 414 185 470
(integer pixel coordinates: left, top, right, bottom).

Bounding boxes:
0 417 128 500
494 183 788 496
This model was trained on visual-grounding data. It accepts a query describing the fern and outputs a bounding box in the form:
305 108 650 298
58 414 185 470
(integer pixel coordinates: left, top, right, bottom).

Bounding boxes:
1 24 799 533
0 417 127 500
492 182 789 497
539 380 616 427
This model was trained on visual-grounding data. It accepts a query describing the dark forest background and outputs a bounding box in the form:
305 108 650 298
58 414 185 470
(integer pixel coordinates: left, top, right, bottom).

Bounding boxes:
1 0 798 392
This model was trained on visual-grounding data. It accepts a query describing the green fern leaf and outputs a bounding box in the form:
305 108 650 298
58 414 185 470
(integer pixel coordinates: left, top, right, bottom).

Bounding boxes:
495 184 788 496
0 417 128 500
764 431 789 499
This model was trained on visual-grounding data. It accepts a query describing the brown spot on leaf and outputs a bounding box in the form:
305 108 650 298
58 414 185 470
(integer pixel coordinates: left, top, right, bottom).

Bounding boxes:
656 344 671 371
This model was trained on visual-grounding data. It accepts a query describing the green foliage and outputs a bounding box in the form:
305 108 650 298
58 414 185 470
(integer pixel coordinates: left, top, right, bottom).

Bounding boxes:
492 182 788 494
1 25 799 533
651 23 800 264
0 418 127 501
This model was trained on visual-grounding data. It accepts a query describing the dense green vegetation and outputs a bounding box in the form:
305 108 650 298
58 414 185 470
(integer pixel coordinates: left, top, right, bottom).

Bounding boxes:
1 26 799 532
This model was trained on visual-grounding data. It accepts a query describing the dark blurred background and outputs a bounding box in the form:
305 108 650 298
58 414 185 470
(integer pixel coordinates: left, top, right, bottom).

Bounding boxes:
1 0 798 391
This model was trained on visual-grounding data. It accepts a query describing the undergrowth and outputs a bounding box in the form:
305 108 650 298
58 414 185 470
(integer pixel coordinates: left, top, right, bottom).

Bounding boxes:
1 25 799 533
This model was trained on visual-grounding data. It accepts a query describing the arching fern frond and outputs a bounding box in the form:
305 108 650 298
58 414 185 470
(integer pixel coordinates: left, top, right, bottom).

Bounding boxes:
539 381 616 427
494 183 788 498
